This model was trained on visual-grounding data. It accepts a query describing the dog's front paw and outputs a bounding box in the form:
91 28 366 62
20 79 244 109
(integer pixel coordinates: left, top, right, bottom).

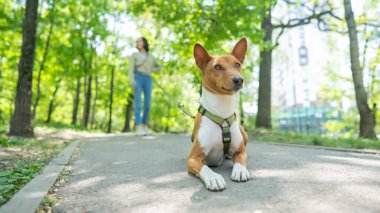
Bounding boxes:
199 166 226 191
231 163 250 182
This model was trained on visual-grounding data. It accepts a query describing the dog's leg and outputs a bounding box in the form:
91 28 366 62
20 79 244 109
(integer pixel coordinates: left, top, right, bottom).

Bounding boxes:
188 139 226 191
239 125 248 146
189 113 226 191
231 127 249 181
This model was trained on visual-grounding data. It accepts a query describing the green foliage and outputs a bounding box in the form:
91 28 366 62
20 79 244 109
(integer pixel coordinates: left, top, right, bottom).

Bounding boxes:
0 0 379 136
252 128 380 150
0 129 69 206
40 195 58 207
127 0 264 52
35 120 92 132
123 0 266 132
0 136 28 147
0 161 45 205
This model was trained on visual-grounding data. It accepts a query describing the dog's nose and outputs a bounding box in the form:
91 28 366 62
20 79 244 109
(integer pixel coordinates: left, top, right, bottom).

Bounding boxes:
232 77 244 85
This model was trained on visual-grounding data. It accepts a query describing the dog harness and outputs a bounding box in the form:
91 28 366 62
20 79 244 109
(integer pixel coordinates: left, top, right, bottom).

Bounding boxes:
198 105 236 155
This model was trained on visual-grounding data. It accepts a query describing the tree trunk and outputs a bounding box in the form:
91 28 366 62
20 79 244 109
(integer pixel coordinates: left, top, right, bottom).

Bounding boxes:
107 66 115 133
90 74 98 128
81 41 93 128
0 54 3 124
122 93 134 132
370 53 378 126
45 79 61 123
343 0 376 139
82 75 92 128
32 0 55 119
239 92 245 125
72 77 81 125
9 0 39 137
256 5 273 129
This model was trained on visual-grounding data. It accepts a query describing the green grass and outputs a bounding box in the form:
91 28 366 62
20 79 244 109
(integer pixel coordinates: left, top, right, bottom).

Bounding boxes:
0 160 45 205
251 128 380 150
35 120 95 132
0 135 69 206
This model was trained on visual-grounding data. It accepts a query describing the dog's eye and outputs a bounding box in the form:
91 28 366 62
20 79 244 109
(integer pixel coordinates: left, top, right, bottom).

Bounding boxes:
235 63 240 68
214 65 222 70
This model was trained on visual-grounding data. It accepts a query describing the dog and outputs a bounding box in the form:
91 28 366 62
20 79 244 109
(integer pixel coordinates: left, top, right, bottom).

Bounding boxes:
188 38 249 191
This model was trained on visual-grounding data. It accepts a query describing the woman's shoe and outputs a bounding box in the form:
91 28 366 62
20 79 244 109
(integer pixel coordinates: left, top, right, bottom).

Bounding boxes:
136 125 146 136
143 125 152 135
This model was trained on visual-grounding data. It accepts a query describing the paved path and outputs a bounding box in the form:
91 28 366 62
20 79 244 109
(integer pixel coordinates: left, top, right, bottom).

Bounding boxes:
54 134 380 213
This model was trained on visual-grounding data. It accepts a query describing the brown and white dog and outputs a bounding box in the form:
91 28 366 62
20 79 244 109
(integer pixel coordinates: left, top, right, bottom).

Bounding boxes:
188 38 249 191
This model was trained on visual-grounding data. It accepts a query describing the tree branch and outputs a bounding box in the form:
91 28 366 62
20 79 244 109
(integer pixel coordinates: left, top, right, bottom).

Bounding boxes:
273 9 342 29
271 5 345 46
317 20 347 34
362 22 380 28
282 0 314 12
274 27 285 47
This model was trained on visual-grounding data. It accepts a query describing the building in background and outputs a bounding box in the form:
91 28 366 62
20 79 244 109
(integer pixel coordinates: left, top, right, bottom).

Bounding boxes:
271 25 346 134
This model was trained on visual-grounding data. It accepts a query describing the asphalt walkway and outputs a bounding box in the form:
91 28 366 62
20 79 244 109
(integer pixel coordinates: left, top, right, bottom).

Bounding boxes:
53 134 380 213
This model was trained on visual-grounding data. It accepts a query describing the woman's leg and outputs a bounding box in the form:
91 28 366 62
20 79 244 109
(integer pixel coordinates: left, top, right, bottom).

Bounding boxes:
142 75 152 125
134 74 143 126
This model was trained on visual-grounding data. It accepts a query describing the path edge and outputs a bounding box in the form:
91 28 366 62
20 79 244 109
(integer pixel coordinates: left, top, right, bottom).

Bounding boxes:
0 140 81 213
255 140 380 155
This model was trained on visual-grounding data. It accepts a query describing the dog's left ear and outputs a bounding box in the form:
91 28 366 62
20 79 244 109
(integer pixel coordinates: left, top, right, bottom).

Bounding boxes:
231 38 247 63
194 43 212 69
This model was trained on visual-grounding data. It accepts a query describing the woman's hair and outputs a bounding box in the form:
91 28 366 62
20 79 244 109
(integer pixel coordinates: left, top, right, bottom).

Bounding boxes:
140 37 149 52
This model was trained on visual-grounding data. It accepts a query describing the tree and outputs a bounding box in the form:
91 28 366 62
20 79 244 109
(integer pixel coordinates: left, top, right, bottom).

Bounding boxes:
343 0 377 138
9 0 39 137
72 78 81 125
256 4 273 128
122 94 134 132
32 0 55 119
45 78 61 123
0 54 3 124
107 66 115 133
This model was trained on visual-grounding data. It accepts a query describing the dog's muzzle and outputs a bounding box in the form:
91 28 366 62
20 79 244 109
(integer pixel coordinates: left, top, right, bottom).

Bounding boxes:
232 77 244 91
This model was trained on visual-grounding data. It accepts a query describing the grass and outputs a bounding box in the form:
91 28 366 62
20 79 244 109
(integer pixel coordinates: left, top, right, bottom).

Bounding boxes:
0 160 45 205
0 135 69 206
35 121 92 132
251 128 380 150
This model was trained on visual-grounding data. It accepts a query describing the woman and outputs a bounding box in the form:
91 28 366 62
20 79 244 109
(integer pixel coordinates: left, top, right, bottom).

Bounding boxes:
129 37 162 136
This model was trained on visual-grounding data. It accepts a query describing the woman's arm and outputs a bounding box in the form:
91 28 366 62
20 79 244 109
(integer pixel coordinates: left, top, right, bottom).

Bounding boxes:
128 53 136 87
151 56 162 73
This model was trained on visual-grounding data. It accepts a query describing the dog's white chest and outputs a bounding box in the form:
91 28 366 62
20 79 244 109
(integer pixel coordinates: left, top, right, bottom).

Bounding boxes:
197 116 243 166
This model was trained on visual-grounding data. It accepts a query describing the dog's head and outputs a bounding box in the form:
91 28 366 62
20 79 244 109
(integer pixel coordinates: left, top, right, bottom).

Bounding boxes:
193 38 247 95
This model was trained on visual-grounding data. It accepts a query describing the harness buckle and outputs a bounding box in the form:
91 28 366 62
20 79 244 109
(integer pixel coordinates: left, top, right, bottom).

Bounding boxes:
222 126 231 143
222 132 231 143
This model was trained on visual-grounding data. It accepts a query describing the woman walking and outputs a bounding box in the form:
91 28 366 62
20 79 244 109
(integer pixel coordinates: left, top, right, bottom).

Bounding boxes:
129 37 162 136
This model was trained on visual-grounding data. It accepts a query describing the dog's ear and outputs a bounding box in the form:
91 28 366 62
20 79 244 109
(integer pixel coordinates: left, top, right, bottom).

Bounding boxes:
194 43 211 69
231 38 247 63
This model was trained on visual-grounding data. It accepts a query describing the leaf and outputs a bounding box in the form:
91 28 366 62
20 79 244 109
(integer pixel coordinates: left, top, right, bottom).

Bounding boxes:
15 160 25 168
0 184 16 191
0 171 12 177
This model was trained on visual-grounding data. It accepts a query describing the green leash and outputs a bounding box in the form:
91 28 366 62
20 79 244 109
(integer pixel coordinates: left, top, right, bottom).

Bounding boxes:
152 77 195 119
153 77 235 155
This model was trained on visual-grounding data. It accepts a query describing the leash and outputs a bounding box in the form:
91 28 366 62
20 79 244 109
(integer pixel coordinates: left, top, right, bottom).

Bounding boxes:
152 77 196 119
152 76 233 155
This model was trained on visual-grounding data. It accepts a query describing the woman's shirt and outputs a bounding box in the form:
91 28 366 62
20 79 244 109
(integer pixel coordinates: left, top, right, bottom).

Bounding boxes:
128 52 162 86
